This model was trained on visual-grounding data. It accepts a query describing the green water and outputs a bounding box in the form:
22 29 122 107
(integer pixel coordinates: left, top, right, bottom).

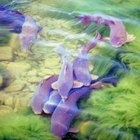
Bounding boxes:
0 0 140 140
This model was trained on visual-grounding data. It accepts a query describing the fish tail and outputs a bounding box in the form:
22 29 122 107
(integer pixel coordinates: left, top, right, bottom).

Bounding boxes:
55 46 71 60
82 32 101 53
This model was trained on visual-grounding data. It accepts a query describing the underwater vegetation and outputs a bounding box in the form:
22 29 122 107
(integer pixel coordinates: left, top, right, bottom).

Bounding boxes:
0 109 58 140
0 64 10 89
0 0 140 140
74 72 140 140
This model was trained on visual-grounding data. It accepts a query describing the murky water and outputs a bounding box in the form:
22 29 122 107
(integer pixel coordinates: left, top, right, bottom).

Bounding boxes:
0 0 140 140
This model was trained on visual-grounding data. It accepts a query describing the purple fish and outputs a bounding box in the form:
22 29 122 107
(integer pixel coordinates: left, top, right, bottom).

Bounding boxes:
73 33 100 86
19 15 42 51
0 5 25 33
43 90 61 114
108 19 128 48
76 14 135 48
51 46 73 101
30 75 58 114
73 50 91 86
51 86 90 137
82 32 102 53
51 76 117 137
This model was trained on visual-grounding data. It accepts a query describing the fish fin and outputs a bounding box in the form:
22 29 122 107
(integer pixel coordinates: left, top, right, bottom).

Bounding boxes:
102 37 110 42
73 80 84 88
43 108 51 114
90 81 104 89
69 128 79 133
55 46 66 57
34 111 42 115
125 32 136 43
91 74 99 80
51 81 58 90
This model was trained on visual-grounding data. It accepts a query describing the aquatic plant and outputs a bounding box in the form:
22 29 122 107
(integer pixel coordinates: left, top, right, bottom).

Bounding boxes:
0 109 57 140
74 72 140 140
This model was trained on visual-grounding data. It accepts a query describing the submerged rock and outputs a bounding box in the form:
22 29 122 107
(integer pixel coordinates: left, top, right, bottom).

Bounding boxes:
0 92 6 105
9 34 20 51
14 96 21 109
6 62 31 77
27 69 37 77
27 77 41 84
0 105 13 116
0 47 13 61
0 75 3 87
40 68 54 76
4 95 14 107
44 57 60 68
28 84 36 92
0 64 10 88
5 80 25 92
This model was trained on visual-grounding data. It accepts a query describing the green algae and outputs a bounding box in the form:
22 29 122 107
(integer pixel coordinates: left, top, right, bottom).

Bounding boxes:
0 108 58 140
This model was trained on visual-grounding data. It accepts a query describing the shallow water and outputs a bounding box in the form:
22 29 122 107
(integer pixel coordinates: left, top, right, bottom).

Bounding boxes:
0 0 140 140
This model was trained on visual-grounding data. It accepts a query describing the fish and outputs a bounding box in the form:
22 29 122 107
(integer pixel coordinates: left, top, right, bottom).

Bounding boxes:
76 14 135 48
73 50 91 86
82 31 102 53
43 90 61 114
0 4 25 33
75 15 93 26
51 86 91 137
107 18 133 48
73 33 100 86
99 76 118 86
30 75 58 115
19 15 42 51
51 76 117 137
51 46 73 101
